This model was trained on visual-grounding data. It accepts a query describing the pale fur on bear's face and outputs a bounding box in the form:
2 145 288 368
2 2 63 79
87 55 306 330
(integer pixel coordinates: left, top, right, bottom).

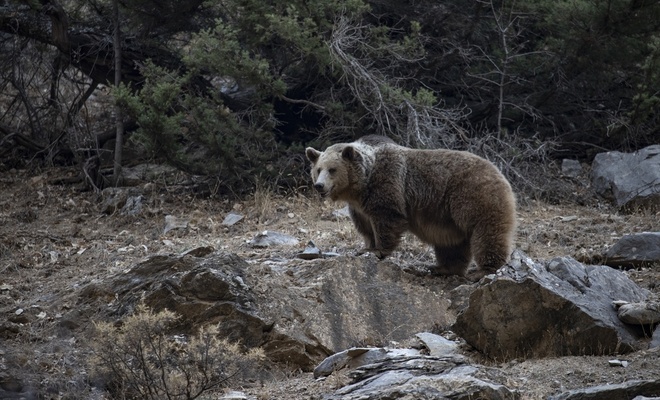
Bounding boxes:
305 144 371 202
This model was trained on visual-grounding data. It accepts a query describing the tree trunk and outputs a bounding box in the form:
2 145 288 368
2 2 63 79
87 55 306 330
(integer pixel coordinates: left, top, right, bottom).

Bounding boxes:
112 0 123 186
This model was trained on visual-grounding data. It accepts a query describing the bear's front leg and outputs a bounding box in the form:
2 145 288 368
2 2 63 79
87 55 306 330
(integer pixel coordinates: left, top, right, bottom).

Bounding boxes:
369 217 407 259
349 206 376 251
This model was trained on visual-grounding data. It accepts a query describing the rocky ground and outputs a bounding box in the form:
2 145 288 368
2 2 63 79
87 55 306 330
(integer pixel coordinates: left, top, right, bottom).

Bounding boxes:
0 165 658 399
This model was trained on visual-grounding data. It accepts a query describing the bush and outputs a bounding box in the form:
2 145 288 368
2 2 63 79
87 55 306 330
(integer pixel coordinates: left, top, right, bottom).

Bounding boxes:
90 304 264 399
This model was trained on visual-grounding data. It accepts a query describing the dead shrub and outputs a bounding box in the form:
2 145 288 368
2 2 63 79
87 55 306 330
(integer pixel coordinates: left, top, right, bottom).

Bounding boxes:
90 304 264 399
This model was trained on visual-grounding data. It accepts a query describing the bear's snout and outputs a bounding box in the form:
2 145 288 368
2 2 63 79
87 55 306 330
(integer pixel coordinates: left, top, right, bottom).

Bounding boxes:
313 182 331 197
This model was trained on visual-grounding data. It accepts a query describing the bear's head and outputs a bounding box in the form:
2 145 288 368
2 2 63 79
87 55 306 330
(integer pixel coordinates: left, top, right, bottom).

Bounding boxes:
305 144 370 201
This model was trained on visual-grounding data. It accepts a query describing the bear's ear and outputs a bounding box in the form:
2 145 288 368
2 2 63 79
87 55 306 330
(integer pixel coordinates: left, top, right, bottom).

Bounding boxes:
341 145 362 162
306 147 321 163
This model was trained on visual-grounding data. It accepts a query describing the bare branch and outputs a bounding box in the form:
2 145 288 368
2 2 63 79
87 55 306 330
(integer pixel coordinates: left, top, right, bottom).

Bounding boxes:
327 16 467 148
277 94 326 112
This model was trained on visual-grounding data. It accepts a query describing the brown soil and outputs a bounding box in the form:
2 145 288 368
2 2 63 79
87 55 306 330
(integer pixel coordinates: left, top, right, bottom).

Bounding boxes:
0 166 658 399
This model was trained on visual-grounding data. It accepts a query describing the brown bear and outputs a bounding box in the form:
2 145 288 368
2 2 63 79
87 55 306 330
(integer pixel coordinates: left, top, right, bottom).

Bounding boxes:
305 136 517 277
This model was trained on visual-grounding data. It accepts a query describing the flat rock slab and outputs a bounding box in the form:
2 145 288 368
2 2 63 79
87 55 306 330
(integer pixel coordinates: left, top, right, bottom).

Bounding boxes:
249 230 299 247
604 232 660 268
548 379 660 400
296 240 322 260
453 251 651 360
163 215 189 234
323 354 518 400
415 332 459 357
222 212 244 226
315 333 459 379
318 332 519 399
314 347 422 379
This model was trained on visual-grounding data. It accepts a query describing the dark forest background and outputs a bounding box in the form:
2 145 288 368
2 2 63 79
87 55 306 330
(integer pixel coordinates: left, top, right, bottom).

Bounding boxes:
1 0 658 195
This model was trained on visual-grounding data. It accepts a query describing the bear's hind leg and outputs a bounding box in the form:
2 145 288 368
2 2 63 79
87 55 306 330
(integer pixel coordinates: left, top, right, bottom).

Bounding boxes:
433 241 471 276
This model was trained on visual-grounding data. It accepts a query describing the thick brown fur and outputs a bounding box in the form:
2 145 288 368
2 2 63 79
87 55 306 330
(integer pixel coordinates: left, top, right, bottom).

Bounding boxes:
305 137 517 277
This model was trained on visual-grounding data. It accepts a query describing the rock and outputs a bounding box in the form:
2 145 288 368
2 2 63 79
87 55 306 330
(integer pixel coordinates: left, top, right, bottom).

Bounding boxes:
85 253 269 348
249 230 299 247
181 246 215 258
257 257 453 366
415 332 458 357
453 251 651 360
222 212 244 226
607 359 628 367
591 145 660 210
448 284 473 314
562 159 582 178
652 326 660 349
314 347 425 379
296 240 322 260
122 163 186 186
262 332 327 367
614 300 660 325
314 348 369 378
0 371 23 392
604 232 660 268
323 351 517 400
100 187 130 214
220 390 252 399
548 379 660 400
163 215 189 234
331 206 351 220
120 195 143 216
78 252 454 371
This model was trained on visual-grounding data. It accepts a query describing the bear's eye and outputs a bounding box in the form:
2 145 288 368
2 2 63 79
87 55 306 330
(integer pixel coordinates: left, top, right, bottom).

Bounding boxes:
316 168 321 175
328 168 337 174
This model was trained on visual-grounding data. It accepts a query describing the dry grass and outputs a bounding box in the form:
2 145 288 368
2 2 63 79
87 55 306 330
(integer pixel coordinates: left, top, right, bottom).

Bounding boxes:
90 304 265 400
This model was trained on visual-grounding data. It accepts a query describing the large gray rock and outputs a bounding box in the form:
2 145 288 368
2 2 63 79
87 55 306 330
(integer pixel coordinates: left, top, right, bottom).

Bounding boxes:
314 347 422 379
453 251 651 360
548 379 660 400
76 252 453 371
252 256 453 364
604 232 660 268
591 145 660 210
314 333 458 379
323 352 518 400
85 252 268 347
